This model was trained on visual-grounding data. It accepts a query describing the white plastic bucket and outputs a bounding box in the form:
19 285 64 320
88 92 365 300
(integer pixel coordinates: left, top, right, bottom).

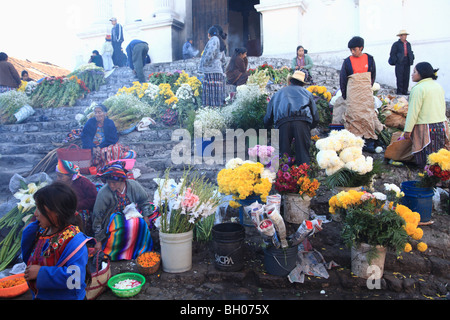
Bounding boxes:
159 230 193 273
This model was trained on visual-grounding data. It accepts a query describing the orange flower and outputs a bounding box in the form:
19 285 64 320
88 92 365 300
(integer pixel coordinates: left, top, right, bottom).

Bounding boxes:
137 251 160 267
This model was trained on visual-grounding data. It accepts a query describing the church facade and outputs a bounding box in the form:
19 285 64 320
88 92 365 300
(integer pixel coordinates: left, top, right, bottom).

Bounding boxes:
77 0 450 99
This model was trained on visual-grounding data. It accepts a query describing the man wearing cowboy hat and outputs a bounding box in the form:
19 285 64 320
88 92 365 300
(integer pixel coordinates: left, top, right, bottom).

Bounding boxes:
264 70 319 166
389 30 415 95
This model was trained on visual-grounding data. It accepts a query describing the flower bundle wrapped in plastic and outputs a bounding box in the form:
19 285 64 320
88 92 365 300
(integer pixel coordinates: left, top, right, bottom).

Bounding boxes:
316 130 381 188
217 159 273 208
153 168 222 234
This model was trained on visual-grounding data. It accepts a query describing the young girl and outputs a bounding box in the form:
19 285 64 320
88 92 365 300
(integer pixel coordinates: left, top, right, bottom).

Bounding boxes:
21 182 93 300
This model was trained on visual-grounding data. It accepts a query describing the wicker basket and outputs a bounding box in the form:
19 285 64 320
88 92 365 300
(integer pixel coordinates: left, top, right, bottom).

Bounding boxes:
135 252 161 275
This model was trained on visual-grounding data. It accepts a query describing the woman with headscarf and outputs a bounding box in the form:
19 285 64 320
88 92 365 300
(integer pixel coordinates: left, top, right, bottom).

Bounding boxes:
92 161 157 261
56 159 98 235
226 47 249 86
81 104 136 171
198 25 227 107
403 62 449 168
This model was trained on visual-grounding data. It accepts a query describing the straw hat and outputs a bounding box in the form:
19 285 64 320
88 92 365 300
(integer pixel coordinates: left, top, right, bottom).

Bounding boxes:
287 70 306 84
397 29 409 36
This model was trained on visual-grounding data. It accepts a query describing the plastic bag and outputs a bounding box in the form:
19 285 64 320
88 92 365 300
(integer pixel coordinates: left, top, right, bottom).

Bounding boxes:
9 172 53 195
124 203 143 220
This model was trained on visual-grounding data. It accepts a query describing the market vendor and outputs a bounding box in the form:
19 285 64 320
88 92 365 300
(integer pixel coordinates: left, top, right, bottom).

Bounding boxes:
339 36 384 153
81 104 136 170
92 161 156 261
403 62 450 168
56 159 98 235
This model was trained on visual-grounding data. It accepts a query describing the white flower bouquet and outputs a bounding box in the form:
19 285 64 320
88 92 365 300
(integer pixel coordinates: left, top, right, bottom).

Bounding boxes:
316 130 383 188
0 176 49 271
194 106 226 134
153 168 222 234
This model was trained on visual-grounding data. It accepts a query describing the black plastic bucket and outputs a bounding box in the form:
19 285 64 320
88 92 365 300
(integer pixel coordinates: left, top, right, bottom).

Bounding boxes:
263 245 298 277
212 223 245 272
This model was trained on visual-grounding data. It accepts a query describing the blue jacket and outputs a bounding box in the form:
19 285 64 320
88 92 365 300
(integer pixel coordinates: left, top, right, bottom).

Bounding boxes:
81 117 118 149
126 40 148 70
21 221 91 300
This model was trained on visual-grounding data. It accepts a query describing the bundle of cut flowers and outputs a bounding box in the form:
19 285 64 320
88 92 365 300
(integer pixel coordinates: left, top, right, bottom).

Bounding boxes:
0 90 31 124
307 85 333 127
68 63 105 92
217 158 274 208
248 145 276 167
153 168 222 234
274 154 320 198
335 187 427 259
316 130 383 188
0 179 49 271
103 93 157 132
416 148 450 188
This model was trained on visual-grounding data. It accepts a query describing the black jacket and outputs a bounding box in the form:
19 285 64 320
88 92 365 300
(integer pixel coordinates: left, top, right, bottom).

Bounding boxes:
339 53 376 100
264 85 319 129
389 40 414 66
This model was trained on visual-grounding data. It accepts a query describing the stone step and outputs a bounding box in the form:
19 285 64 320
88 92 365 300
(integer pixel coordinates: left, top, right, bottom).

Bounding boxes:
0 131 67 145
0 119 79 134
0 142 56 155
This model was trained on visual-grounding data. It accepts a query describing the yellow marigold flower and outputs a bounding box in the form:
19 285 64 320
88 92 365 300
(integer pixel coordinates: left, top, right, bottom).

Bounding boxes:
404 223 417 236
404 243 412 253
229 200 241 208
417 242 428 252
412 228 423 240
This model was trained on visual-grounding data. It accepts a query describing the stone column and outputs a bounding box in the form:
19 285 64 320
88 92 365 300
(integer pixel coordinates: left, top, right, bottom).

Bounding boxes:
255 0 307 56
91 0 114 27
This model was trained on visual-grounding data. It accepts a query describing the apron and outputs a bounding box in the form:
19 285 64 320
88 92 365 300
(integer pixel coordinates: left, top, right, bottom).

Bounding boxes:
344 72 383 140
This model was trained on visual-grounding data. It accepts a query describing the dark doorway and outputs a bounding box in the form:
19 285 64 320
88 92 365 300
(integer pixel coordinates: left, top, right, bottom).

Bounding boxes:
228 0 261 57
191 0 261 57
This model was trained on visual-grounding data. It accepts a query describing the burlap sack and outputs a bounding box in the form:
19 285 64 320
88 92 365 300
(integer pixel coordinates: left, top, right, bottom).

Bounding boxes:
344 73 384 139
384 131 414 162
332 96 347 124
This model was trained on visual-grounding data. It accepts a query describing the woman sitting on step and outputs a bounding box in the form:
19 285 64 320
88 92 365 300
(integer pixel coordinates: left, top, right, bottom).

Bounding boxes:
81 104 136 170
55 159 98 236
92 161 159 261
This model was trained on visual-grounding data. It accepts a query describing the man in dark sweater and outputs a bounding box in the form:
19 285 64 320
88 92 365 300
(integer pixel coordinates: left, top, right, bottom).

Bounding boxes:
126 40 149 83
389 30 415 95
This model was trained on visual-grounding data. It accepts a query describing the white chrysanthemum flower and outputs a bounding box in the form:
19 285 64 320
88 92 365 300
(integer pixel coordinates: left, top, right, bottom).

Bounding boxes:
372 192 387 201
339 147 363 163
317 150 343 169
316 137 343 152
225 158 244 169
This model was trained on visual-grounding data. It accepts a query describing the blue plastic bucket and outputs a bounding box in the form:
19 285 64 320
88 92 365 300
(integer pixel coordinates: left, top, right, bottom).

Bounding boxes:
238 195 261 227
400 180 434 222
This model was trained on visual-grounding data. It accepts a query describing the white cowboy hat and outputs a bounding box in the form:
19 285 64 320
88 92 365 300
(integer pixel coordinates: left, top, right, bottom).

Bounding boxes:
287 70 306 84
397 29 410 36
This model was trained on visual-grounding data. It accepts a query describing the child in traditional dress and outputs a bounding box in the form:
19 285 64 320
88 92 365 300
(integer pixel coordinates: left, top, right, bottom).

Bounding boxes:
21 182 93 300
